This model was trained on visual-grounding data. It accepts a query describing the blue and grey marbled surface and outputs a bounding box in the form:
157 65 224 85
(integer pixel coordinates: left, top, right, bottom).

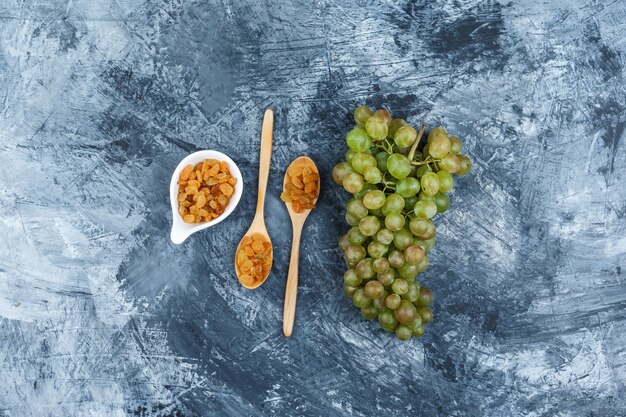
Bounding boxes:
1 0 625 416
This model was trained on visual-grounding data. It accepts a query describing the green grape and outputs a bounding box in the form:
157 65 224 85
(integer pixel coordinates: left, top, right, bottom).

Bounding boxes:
417 307 433 324
364 280 385 299
363 190 386 210
388 250 405 268
428 135 451 159
434 192 450 213
367 241 388 259
382 193 405 215
353 288 372 308
403 282 420 303
413 200 438 219
406 312 422 330
378 310 398 328
397 147 411 157
394 300 418 324
457 154 472 175
398 263 419 280
373 292 389 311
404 195 418 211
347 199 368 219
428 127 447 142
361 306 379 320
377 269 396 286
373 109 392 126
387 153 411 179
344 269 362 286
365 115 388 140
392 278 409 295
364 166 383 184
395 325 412 340
409 217 436 239
346 127 372 152
416 164 431 178
343 173 364 194
449 136 462 154
354 183 377 199
373 257 390 274
385 212 405 232
354 105 373 126
388 119 407 138
396 177 421 198
370 208 384 217
393 228 413 250
418 192 435 202
404 244 425 265
332 162 355 185
420 172 440 196
414 237 436 253
437 171 454 192
375 151 389 172
345 212 359 226
412 325 425 337
344 244 366 264
416 287 433 307
359 215 381 236
385 293 402 309
356 258 376 279
344 283 358 298
345 149 357 163
394 125 417 148
376 228 394 245
440 153 460 173
381 323 397 333
347 226 367 245
351 152 377 174
338 234 350 251
416 256 429 273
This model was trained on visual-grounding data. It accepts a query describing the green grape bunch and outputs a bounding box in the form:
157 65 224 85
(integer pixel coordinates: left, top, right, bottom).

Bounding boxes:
334 106 472 341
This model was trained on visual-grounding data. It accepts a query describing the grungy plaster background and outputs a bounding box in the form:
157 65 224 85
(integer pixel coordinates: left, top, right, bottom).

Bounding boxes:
1 0 625 416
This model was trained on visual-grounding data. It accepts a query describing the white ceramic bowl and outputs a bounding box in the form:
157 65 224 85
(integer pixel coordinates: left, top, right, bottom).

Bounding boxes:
170 150 243 244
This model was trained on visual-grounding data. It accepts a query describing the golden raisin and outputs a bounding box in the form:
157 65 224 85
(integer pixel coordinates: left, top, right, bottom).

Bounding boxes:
239 274 254 286
180 164 193 180
219 183 234 196
208 164 219 177
291 175 304 189
288 165 303 177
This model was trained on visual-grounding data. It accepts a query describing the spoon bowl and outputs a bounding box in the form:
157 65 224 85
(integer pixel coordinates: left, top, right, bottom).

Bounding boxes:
282 156 320 336
170 150 243 244
234 222 273 289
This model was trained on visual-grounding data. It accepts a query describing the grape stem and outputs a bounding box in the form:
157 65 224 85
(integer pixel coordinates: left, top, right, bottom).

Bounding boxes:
408 124 427 162
382 177 396 192
411 159 435 166
373 139 393 154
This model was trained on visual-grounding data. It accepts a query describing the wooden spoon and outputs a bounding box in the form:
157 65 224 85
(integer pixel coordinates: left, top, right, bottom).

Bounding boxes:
282 156 320 336
235 109 274 289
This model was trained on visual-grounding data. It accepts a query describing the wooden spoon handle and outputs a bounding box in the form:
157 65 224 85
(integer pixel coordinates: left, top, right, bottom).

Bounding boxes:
256 109 274 217
283 221 303 337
